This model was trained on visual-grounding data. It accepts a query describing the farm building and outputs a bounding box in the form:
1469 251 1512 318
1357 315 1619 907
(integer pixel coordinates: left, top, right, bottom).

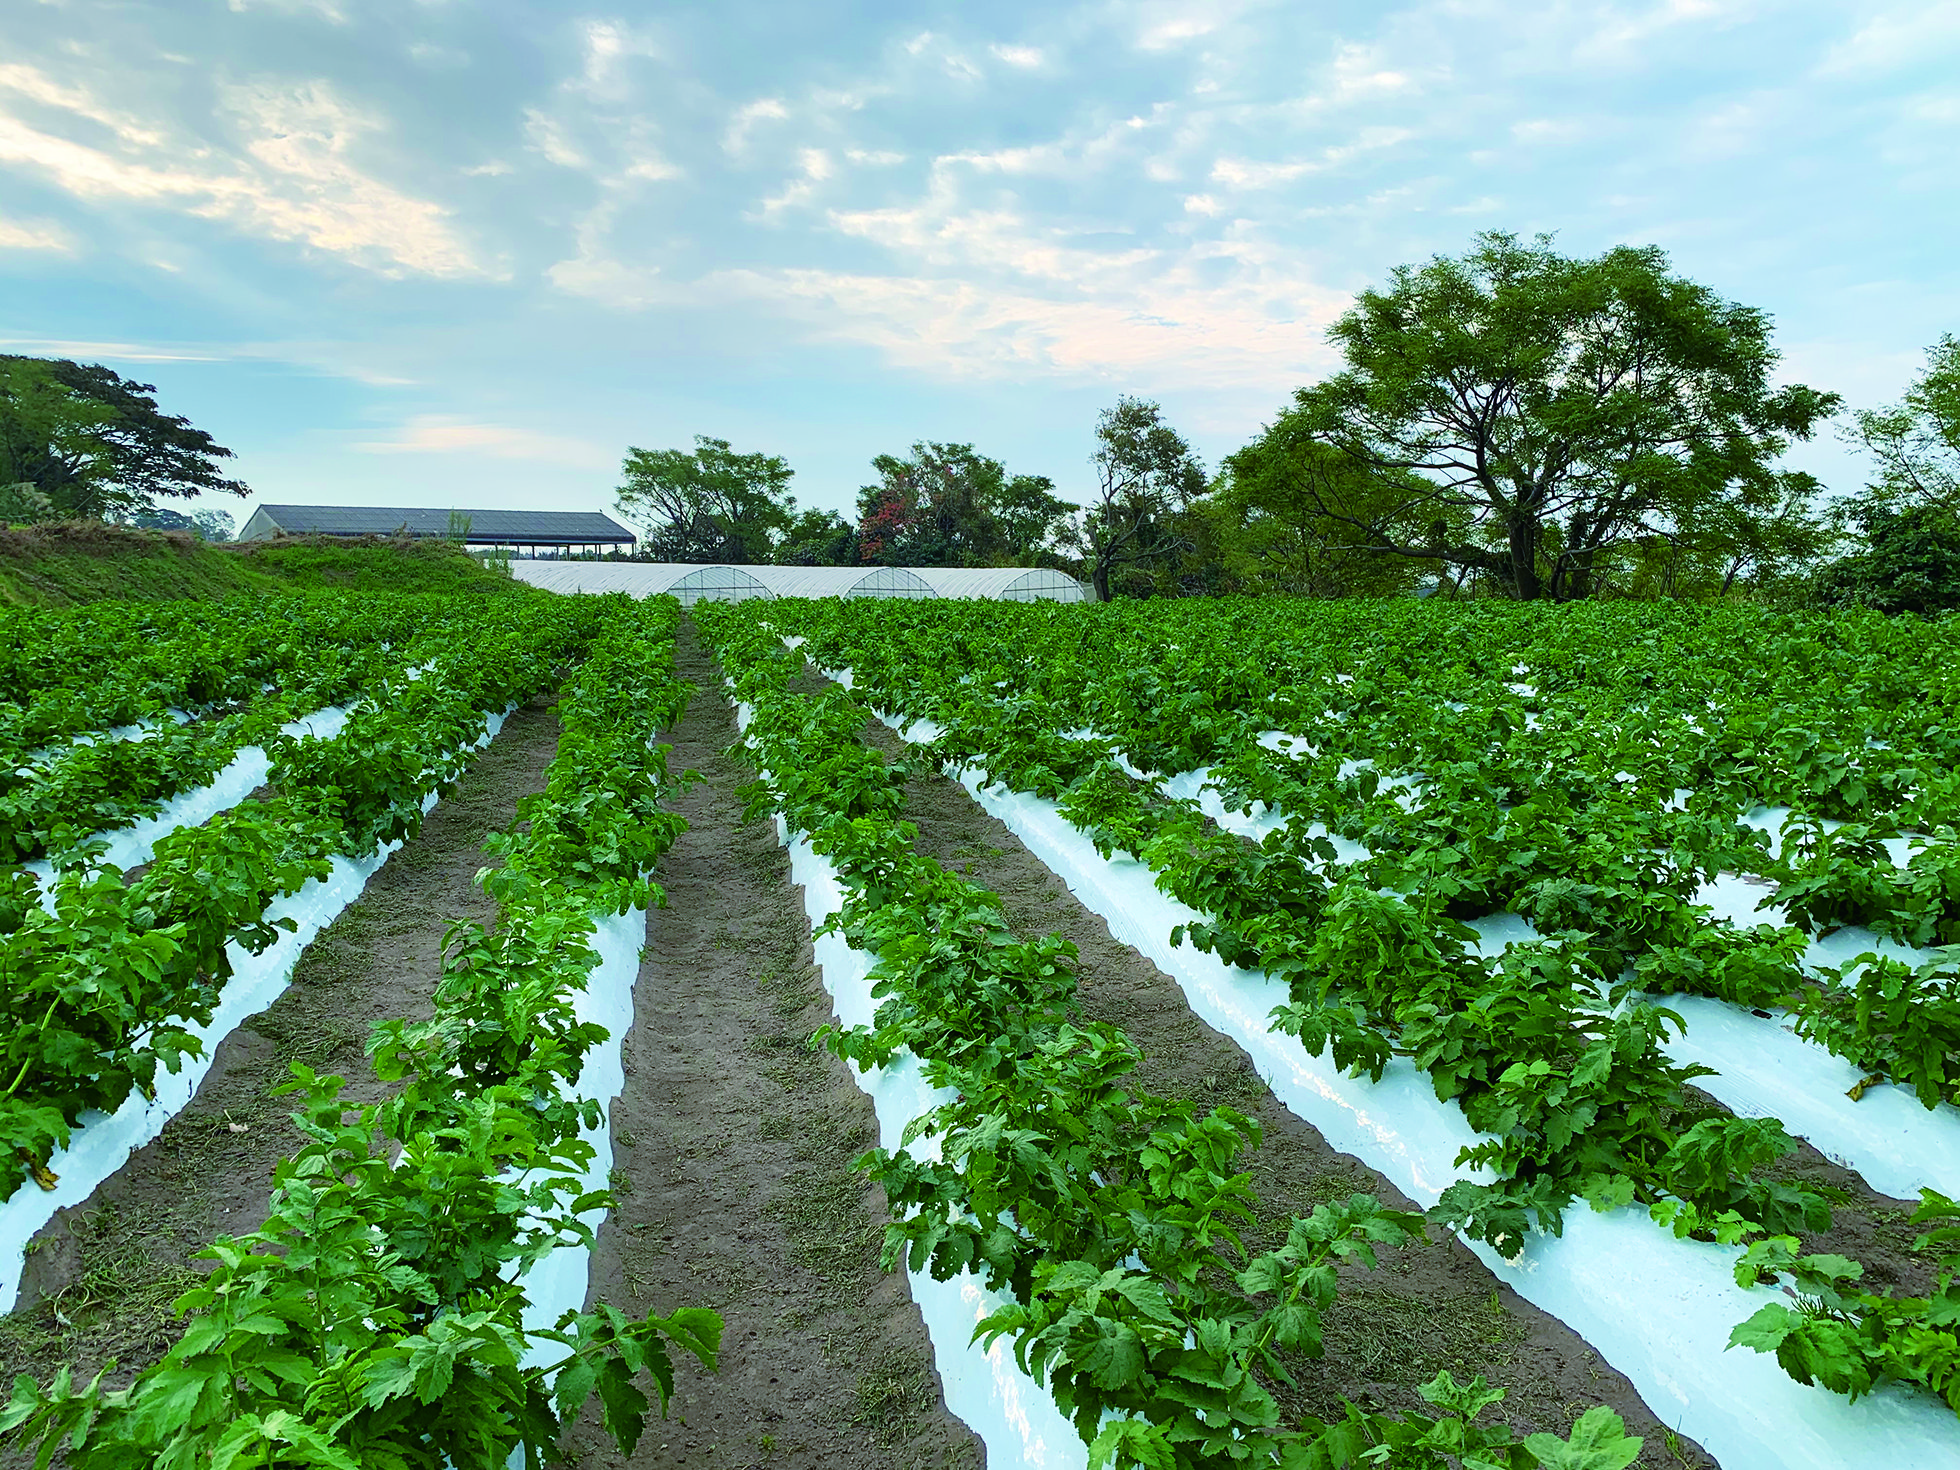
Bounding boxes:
236 505 636 555
510 562 1092 604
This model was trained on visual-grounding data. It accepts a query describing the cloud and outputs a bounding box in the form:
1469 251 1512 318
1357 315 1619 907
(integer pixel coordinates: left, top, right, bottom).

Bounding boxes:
754 147 835 219
1819 4 1960 74
711 264 1342 397
0 215 72 251
353 416 612 466
1210 126 1416 189
227 0 347 21
0 336 221 361
0 65 492 278
723 97 789 154
990 43 1044 68
573 19 664 100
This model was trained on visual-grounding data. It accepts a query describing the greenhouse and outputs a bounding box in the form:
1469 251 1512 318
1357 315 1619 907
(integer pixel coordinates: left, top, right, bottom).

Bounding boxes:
509 562 1091 604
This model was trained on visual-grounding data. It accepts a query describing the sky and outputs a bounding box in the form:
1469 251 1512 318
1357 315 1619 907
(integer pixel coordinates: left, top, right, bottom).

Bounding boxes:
1 0 1956 531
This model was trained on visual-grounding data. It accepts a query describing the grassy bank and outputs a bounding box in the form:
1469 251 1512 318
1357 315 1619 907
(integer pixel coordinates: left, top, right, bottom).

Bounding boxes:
0 524 518 606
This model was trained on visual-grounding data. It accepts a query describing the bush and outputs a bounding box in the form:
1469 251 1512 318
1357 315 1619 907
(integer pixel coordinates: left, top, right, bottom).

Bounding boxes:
1815 505 1960 615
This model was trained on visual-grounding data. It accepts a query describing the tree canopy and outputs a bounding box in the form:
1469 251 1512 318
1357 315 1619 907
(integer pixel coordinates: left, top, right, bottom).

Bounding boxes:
1076 397 1207 601
855 442 1071 566
614 436 797 562
0 355 247 520
1211 429 1448 597
1281 232 1840 600
1843 334 1960 518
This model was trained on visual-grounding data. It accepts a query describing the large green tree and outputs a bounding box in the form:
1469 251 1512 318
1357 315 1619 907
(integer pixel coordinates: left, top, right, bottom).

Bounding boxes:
775 507 857 566
1282 232 1840 600
1844 334 1960 516
1211 428 1454 597
0 355 247 520
855 442 1070 566
614 436 796 563
1077 396 1207 601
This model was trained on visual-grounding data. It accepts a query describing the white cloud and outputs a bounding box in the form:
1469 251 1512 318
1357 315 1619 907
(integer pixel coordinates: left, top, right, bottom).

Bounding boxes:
0 61 165 145
1579 0 1755 62
524 107 589 168
990 43 1044 68
1511 118 1585 144
227 0 347 21
574 19 663 99
1820 4 1960 74
0 215 72 251
1323 42 1413 102
0 336 222 361
845 147 906 166
354 416 611 466
1211 125 1415 188
1210 156 1315 189
1138 14 1220 50
1183 193 1224 215
723 96 789 154
0 66 492 278
711 263 1342 396
755 147 835 219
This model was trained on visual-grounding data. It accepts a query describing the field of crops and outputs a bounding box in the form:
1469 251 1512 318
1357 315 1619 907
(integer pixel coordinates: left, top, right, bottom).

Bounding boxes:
7 585 1960 1470
702 595 1960 1470
0 589 716 1467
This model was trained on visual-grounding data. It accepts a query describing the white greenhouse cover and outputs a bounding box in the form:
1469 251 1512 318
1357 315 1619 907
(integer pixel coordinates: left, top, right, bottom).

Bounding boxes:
509 562 1090 603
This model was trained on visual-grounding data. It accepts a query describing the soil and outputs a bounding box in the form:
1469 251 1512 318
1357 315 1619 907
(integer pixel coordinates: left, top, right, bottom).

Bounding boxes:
857 716 1719 1469
562 626 981 1470
0 694 567 1407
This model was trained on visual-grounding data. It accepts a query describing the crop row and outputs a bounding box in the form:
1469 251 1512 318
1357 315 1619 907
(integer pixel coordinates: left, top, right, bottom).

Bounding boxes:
2 592 715 1469
0 592 600 1206
741 596 1960 1423
1 599 568 874
702 603 1643 1470
0 596 498 768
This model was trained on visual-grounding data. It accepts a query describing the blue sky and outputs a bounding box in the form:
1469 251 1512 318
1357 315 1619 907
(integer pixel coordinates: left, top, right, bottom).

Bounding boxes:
2 0 1956 529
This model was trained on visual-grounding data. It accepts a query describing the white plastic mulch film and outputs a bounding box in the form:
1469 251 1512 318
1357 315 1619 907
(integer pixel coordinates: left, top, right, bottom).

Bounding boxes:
0 708 511 1315
850 697 1960 1470
731 694 1088 1469
1178 754 1960 1207
515 906 646 1355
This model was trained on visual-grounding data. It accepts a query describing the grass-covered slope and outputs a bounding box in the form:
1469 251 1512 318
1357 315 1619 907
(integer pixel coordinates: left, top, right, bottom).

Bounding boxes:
0 523 518 605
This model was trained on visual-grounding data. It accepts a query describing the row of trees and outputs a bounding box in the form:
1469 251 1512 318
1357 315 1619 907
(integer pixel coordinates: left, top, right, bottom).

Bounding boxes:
2 232 1950 607
611 414 1206 602
611 234 1953 608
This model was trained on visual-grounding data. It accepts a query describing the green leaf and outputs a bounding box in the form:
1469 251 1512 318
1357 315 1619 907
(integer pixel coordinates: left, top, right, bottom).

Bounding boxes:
1522 1405 1643 1470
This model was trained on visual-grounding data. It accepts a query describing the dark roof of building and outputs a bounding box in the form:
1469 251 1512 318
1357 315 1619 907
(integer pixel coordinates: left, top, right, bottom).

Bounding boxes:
244 505 634 543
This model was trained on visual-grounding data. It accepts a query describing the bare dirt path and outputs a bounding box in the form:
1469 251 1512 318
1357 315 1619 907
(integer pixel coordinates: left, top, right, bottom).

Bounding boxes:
861 717 1719 1470
0 695 565 1405
565 624 980 1470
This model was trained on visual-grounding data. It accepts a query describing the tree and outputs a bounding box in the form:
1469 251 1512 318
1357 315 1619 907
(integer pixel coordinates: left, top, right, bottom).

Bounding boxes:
1815 504 1960 615
853 443 1069 565
1618 471 1836 598
0 359 117 517
775 507 856 565
614 436 796 562
1212 426 1452 597
1076 396 1207 601
1282 232 1840 601
0 354 247 518
1843 334 1960 517
993 473 1074 562
130 506 237 541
